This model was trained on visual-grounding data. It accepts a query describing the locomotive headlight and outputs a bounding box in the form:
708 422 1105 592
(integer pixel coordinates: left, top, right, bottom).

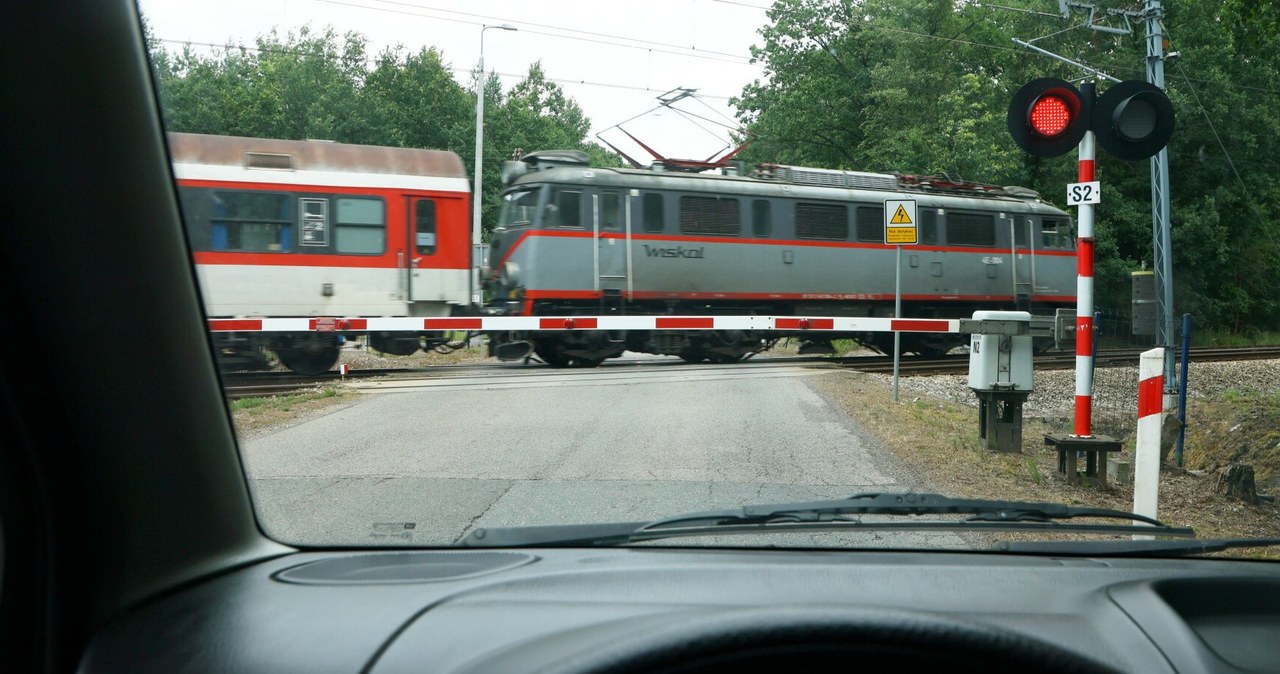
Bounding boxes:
501 262 521 287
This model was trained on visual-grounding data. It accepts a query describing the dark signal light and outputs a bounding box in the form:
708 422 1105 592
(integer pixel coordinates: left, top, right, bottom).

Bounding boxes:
1093 80 1175 161
1007 78 1089 157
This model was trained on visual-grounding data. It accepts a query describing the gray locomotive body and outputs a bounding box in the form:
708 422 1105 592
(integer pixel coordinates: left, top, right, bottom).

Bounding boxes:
484 151 1076 367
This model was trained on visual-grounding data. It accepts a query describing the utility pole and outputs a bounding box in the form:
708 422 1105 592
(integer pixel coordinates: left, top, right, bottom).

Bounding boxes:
1144 0 1176 389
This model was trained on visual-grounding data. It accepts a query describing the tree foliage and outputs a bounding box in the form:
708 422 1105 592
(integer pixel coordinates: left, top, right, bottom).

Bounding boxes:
735 0 1280 333
147 24 619 238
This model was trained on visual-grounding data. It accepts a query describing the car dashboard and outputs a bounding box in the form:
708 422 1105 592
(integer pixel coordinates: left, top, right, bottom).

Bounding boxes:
78 547 1280 673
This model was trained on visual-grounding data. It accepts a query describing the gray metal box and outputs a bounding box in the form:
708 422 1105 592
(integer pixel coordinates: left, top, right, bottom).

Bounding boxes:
967 310 1034 391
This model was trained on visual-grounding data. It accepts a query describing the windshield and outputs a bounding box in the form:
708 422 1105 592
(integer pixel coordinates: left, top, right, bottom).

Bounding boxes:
138 0 1280 558
498 188 542 229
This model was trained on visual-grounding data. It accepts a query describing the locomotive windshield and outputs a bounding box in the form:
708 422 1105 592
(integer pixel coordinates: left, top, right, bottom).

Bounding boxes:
498 188 541 229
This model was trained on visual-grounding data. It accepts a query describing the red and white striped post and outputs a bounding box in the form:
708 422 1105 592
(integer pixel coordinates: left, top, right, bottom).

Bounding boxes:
1134 347 1165 535
1074 131 1097 437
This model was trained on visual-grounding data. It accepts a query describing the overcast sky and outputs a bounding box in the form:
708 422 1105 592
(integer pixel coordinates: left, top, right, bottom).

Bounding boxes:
138 0 775 163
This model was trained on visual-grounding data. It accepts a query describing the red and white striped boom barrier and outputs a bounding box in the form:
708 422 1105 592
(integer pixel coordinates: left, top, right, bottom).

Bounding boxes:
207 315 963 335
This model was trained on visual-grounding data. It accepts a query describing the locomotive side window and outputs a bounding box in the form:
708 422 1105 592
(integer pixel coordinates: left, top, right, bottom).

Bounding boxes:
210 190 292 252
680 195 740 236
547 189 582 228
642 193 664 233
1013 217 1029 247
334 197 385 255
414 199 437 256
1041 217 1074 249
946 212 996 247
920 209 938 244
600 191 623 231
855 206 881 242
752 199 772 237
795 202 848 240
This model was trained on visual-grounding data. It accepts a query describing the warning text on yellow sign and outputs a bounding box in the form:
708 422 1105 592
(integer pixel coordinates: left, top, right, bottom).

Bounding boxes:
886 227 918 244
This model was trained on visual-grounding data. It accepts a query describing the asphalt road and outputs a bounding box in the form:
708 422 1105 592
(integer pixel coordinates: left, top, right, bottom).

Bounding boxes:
241 357 967 550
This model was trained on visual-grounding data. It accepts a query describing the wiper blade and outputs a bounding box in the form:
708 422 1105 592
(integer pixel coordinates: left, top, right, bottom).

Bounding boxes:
644 492 1176 528
993 537 1280 557
459 492 1195 548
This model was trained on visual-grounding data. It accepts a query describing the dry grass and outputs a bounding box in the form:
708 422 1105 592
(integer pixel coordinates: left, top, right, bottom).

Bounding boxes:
808 370 1280 559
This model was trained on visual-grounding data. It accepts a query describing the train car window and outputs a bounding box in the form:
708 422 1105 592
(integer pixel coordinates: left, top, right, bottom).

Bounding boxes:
642 193 664 233
415 199 437 256
209 190 293 252
499 188 539 228
299 198 329 248
547 189 582 228
680 195 740 236
752 199 772 237
795 202 848 240
920 209 937 244
601 191 622 230
945 212 996 247
855 206 882 242
334 197 385 255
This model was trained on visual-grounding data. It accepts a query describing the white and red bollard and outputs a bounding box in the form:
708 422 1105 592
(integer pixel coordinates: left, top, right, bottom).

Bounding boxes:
1134 347 1165 536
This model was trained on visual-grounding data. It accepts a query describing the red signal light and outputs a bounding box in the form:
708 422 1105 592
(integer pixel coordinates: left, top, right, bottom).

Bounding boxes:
1007 78 1089 158
1029 95 1071 137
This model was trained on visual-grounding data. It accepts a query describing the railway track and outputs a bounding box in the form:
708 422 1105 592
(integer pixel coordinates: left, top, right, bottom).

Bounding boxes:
220 345 1280 399
836 345 1280 376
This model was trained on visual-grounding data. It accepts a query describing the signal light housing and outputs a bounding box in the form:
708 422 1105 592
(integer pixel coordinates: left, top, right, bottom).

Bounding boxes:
1007 78 1090 158
1008 77 1175 161
1093 80 1176 161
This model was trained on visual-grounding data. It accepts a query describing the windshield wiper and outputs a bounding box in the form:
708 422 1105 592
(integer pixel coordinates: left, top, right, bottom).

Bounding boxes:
458 492 1195 548
992 537 1280 557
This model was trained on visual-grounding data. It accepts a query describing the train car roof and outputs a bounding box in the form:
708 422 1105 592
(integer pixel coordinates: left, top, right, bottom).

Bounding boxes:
505 162 1071 216
166 132 468 179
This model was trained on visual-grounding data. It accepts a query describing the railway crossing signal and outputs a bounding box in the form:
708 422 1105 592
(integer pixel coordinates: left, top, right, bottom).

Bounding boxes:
1007 78 1173 160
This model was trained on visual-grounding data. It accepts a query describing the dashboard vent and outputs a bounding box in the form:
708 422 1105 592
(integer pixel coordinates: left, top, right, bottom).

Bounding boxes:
274 551 537 585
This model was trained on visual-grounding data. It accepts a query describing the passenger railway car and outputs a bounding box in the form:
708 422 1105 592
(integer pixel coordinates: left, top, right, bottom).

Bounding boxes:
169 132 472 374
483 150 1077 366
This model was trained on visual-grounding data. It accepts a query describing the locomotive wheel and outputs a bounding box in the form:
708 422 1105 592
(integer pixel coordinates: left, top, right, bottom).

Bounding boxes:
275 334 342 375
535 345 602 369
678 346 707 364
705 352 745 364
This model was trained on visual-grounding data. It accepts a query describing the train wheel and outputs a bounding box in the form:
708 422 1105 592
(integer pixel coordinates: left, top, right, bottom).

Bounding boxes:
678 345 707 363
534 345 601 369
275 334 342 375
705 352 745 364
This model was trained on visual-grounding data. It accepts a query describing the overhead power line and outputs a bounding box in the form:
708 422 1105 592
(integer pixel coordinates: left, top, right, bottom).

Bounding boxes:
154 38 737 101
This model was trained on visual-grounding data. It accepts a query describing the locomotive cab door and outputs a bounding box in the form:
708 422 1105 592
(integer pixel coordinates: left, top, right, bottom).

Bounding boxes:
592 189 630 308
1009 215 1034 310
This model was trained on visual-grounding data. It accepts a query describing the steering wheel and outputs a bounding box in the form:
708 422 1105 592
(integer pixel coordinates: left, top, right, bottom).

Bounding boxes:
536 606 1126 674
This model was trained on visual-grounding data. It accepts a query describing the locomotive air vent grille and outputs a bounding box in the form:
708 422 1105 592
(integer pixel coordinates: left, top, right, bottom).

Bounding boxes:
777 166 898 191
244 152 295 170
273 551 537 585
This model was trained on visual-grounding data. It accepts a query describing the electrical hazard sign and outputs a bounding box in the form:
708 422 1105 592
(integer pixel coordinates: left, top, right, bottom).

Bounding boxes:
884 199 917 245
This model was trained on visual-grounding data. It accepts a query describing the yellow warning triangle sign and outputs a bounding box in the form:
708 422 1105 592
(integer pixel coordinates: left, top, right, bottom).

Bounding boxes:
890 205 913 225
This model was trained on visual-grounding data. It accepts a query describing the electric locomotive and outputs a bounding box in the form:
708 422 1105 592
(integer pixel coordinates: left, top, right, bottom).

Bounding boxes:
482 150 1077 366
